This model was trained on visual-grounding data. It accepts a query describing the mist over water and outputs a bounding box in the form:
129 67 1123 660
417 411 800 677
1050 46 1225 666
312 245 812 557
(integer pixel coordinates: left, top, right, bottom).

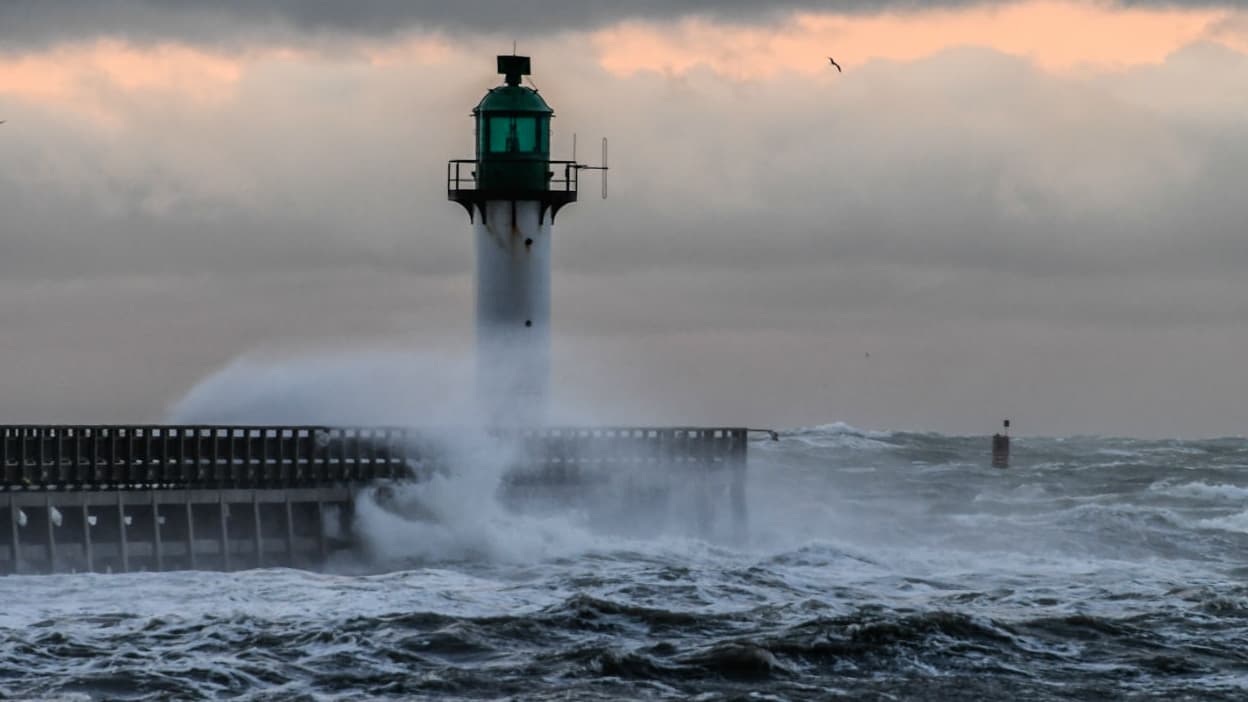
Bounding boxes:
2 354 1247 699
167 351 481 428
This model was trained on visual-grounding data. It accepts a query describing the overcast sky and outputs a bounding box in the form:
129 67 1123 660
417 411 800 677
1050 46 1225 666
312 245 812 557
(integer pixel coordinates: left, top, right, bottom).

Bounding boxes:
1 0 1247 436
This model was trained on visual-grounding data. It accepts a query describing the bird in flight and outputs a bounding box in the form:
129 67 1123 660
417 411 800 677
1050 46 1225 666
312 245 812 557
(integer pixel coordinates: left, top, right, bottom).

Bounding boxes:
827 57 842 72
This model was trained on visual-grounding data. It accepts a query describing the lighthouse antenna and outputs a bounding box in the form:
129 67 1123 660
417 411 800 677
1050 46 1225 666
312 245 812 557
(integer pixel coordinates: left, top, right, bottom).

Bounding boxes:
601 137 608 199
572 135 610 199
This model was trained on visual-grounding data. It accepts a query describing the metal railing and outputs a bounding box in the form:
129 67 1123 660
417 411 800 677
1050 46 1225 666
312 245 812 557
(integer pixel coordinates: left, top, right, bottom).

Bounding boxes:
0 426 419 490
0 426 748 491
447 159 579 194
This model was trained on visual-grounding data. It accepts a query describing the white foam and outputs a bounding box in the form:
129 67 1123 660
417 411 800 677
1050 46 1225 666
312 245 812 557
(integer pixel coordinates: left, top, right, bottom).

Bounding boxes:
1197 510 1248 534
803 421 895 439
1095 448 1139 457
785 422 897 450
1151 481 1248 502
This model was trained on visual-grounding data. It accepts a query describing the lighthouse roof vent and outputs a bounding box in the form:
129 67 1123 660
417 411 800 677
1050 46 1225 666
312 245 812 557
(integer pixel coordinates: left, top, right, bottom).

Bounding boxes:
498 55 530 85
475 57 553 115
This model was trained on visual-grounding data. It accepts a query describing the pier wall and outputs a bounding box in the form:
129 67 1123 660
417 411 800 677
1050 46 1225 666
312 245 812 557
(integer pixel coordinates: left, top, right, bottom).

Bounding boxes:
1 488 350 575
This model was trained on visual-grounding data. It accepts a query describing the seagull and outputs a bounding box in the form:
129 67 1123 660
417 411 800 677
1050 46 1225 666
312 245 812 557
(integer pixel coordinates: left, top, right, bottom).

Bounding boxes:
827 57 842 72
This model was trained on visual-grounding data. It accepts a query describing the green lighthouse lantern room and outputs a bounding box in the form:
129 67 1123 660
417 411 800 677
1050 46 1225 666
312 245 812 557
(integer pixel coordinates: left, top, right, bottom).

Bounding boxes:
449 55 580 223
475 56 551 194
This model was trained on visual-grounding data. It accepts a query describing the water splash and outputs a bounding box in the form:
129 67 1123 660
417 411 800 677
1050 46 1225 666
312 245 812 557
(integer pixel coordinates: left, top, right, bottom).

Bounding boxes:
167 350 479 427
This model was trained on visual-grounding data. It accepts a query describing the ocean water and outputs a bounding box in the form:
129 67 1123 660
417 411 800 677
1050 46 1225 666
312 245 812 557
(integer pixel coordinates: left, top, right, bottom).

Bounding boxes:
2 423 1247 701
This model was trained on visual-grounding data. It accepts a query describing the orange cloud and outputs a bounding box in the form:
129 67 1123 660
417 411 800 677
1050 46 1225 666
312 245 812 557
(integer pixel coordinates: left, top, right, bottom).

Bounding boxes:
593 1 1234 78
0 40 244 128
0 35 455 127
1205 10 1248 53
0 41 242 103
93 41 241 94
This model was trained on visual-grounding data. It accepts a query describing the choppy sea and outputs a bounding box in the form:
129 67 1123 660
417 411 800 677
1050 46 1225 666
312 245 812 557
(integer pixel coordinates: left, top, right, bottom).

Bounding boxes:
3 423 1247 700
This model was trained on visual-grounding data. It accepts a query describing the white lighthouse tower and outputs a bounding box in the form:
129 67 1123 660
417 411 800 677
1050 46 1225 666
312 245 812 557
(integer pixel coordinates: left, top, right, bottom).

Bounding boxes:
449 55 597 423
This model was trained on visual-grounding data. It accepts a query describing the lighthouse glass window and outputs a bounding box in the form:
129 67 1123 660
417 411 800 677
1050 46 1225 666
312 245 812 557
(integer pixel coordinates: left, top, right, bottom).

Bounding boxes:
488 116 539 153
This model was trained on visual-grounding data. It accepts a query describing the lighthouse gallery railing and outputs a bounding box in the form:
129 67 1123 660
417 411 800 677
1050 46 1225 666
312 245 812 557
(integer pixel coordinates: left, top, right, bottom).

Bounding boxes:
447 159 579 195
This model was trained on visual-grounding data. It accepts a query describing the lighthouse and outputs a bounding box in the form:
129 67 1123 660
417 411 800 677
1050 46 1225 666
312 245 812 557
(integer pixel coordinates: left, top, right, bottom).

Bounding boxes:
448 55 596 423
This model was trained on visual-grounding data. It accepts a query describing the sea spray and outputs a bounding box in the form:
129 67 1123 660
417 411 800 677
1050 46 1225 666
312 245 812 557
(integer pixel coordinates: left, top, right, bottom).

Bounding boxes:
349 427 605 566
167 350 480 428
163 350 743 567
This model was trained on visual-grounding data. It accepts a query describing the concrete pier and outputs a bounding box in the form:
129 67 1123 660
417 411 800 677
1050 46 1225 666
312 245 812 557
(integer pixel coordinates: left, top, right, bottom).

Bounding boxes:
1 425 749 574
1 488 350 575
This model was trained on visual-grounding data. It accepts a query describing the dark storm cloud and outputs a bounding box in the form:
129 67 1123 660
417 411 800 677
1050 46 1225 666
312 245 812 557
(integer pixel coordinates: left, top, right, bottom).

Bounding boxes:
3 0 1246 50
0 0 903 48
